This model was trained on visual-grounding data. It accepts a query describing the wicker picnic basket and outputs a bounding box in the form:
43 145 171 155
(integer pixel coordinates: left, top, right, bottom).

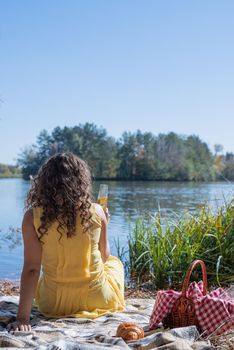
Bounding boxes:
163 260 208 329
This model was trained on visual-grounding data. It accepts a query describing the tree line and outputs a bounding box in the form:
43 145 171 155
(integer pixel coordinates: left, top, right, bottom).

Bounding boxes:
0 163 21 178
13 123 234 182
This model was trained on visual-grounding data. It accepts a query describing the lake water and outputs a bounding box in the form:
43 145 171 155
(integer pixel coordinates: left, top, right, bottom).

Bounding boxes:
0 178 233 280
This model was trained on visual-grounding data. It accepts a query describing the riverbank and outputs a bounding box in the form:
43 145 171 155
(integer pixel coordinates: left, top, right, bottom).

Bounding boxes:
0 280 20 296
122 202 234 289
0 280 233 349
0 174 21 179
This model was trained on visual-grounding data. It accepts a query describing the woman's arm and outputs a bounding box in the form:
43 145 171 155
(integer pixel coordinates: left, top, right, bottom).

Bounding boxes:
93 204 110 263
7 209 42 332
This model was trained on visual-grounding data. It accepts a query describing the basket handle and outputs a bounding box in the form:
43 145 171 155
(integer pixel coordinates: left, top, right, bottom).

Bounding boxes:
181 260 208 297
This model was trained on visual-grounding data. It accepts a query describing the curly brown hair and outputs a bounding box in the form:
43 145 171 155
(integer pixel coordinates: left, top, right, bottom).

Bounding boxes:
25 153 93 240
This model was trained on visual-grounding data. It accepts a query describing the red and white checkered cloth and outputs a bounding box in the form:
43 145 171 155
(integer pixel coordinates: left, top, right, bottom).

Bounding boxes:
150 281 234 335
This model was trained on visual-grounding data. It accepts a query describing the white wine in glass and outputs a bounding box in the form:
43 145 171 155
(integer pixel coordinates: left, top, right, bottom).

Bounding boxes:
97 184 108 209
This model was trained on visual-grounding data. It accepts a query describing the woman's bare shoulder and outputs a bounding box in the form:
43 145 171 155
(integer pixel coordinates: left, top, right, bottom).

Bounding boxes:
22 209 34 227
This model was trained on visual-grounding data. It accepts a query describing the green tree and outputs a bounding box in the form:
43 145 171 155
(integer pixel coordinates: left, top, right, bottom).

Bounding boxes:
223 152 234 180
18 123 119 180
155 132 190 180
117 132 138 179
17 146 41 180
134 131 157 180
185 135 215 181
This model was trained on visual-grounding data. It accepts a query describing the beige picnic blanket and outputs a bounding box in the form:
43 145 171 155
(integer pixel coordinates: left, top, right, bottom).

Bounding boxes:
0 296 213 349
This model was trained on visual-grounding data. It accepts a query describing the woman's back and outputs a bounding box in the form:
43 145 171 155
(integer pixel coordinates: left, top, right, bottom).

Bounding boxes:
33 204 125 318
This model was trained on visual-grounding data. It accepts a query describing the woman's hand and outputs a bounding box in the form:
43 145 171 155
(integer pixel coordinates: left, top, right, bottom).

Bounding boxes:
7 319 31 332
94 203 111 262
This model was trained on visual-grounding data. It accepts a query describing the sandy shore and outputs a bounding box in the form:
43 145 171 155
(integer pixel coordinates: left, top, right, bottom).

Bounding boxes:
0 280 20 296
0 280 233 349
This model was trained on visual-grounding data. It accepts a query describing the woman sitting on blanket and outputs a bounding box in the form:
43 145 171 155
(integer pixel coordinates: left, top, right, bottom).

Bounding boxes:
7 153 125 331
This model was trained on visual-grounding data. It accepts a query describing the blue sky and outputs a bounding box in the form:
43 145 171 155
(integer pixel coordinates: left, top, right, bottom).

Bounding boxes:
0 0 233 164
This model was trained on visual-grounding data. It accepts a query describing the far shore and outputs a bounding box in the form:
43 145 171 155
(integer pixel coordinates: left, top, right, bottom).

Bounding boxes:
0 175 22 179
0 176 234 183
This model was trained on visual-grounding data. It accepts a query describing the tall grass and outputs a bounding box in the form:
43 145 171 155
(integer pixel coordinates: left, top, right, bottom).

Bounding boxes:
120 201 234 289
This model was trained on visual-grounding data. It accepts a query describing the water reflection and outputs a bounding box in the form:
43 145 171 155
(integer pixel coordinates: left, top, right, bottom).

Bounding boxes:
1 226 22 250
0 178 234 279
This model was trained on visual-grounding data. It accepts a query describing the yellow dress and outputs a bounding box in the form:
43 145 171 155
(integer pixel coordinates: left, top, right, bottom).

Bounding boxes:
33 204 125 318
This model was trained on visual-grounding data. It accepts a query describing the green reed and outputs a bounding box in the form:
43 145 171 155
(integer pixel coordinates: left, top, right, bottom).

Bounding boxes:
120 201 234 289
